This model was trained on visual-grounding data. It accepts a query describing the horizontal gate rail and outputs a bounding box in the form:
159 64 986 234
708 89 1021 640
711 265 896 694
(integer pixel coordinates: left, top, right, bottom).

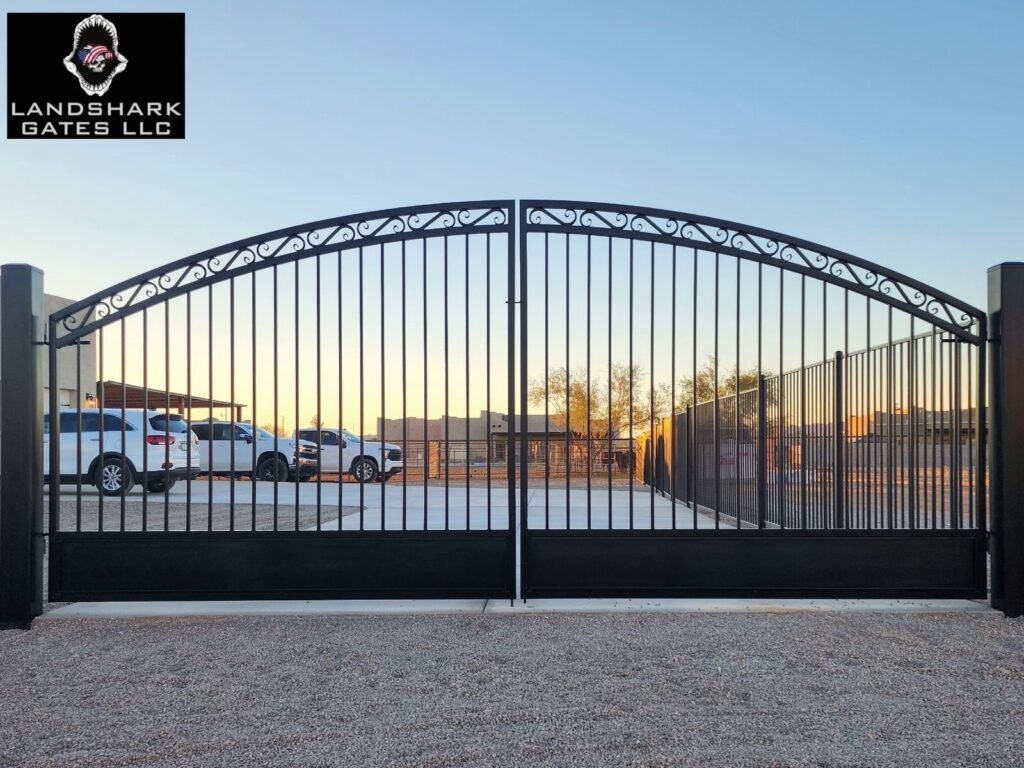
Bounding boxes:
50 530 513 602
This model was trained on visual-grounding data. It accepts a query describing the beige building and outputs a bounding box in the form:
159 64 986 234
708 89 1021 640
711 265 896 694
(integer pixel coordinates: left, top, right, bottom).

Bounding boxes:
41 295 98 408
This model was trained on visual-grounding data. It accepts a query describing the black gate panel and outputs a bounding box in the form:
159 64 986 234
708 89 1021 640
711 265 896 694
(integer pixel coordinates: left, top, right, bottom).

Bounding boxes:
47 200 518 603
50 531 513 601
524 530 986 599
519 200 988 601
45 198 991 603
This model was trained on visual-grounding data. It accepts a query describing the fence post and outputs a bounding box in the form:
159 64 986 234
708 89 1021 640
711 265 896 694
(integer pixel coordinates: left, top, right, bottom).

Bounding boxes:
833 351 845 529
685 404 693 506
0 264 45 629
988 263 1024 618
756 374 767 529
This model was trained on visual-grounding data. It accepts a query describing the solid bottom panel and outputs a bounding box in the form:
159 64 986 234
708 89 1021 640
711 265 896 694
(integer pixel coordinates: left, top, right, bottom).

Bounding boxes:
51 531 514 601
523 530 987 599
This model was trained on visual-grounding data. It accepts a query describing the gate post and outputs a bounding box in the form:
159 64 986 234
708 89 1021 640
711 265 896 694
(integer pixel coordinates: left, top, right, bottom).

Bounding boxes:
0 264 45 629
988 263 1024 618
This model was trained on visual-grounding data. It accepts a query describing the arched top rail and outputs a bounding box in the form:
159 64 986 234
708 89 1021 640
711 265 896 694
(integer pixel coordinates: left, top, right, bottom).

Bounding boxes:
49 197 983 346
522 200 984 343
50 199 514 346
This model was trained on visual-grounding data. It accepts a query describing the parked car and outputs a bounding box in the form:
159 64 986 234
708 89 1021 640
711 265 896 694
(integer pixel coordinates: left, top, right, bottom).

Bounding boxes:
44 408 201 496
189 421 319 481
293 427 403 483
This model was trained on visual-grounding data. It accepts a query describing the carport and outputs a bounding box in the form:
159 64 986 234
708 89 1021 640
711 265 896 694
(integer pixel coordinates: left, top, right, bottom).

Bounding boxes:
97 380 246 421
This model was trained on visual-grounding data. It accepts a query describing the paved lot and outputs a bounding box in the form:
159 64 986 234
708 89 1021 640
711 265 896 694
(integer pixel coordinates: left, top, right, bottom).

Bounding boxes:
50 482 717 531
2 611 1022 767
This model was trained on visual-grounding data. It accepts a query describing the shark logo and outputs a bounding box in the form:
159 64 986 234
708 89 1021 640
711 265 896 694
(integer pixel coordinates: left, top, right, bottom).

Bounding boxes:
62 14 128 96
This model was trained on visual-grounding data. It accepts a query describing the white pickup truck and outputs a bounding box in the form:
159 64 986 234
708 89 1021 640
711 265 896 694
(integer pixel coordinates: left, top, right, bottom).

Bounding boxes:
293 427 403 483
191 421 320 481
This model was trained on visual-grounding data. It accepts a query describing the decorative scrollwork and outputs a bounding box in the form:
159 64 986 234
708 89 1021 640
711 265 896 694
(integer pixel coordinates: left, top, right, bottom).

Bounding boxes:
52 201 512 345
523 202 983 342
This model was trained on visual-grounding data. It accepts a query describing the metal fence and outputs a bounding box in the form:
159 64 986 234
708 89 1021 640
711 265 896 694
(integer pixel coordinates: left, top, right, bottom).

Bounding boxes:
641 331 982 532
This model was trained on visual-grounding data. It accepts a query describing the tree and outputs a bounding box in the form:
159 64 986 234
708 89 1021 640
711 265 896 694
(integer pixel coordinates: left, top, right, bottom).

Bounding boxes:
667 356 769 412
308 413 323 429
528 364 670 440
529 358 773 439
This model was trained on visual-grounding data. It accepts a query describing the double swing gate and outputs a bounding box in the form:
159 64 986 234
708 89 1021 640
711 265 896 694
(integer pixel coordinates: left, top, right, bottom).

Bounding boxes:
44 200 987 602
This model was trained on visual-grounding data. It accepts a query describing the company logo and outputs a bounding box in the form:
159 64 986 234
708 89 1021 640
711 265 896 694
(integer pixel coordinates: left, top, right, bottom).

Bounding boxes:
62 14 128 96
7 12 185 139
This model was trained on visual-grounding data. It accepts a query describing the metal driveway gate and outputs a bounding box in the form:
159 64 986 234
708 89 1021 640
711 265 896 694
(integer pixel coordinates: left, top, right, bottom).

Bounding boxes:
46 201 517 601
518 200 986 599
42 199 987 602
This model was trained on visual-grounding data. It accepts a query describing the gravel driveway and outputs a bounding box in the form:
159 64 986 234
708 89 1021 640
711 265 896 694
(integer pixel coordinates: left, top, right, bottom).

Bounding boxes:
2 611 1022 767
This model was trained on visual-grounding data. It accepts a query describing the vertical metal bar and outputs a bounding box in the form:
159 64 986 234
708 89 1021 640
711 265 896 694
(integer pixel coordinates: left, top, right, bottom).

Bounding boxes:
909 318 916 529
403 240 408 531
163 305 169 530
424 239 429 526
967 337 974 529
930 327 936 529
444 236 449 531
230 277 236 532
98 326 105 531
466 234 471 527
75 342 82 528
208 285 214 529
342 249 350 532
140 313 146 532
251 272 257 531
757 373 767 529
119 320 126 531
314 257 321 530
51 316 62 542
953 336 963 528
778 269 785 529
822 283 827 526
587 235 593 529
544 232 550 529
380 243 386 530
844 290 850 525
670 245 676 526
976 317 987 537
484 234 490 530
359 247 365 531
867 300 874 530
692 249 697 529
650 241 655 525
757 262 762 525
735 257 741 528
834 350 845 529
296 256 302 530
887 306 895 529
629 238 635 529
609 238 614 520
568 234 573 524
273 262 279 528
713 252 720 529
184 294 191 532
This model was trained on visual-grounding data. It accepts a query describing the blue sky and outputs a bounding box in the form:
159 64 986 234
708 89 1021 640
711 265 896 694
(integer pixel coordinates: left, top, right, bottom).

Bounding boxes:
2 0 1020 310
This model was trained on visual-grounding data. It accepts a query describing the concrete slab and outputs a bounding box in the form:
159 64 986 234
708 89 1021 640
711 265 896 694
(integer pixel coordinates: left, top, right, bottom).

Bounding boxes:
40 597 994 620
40 599 489 619
487 598 995 614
